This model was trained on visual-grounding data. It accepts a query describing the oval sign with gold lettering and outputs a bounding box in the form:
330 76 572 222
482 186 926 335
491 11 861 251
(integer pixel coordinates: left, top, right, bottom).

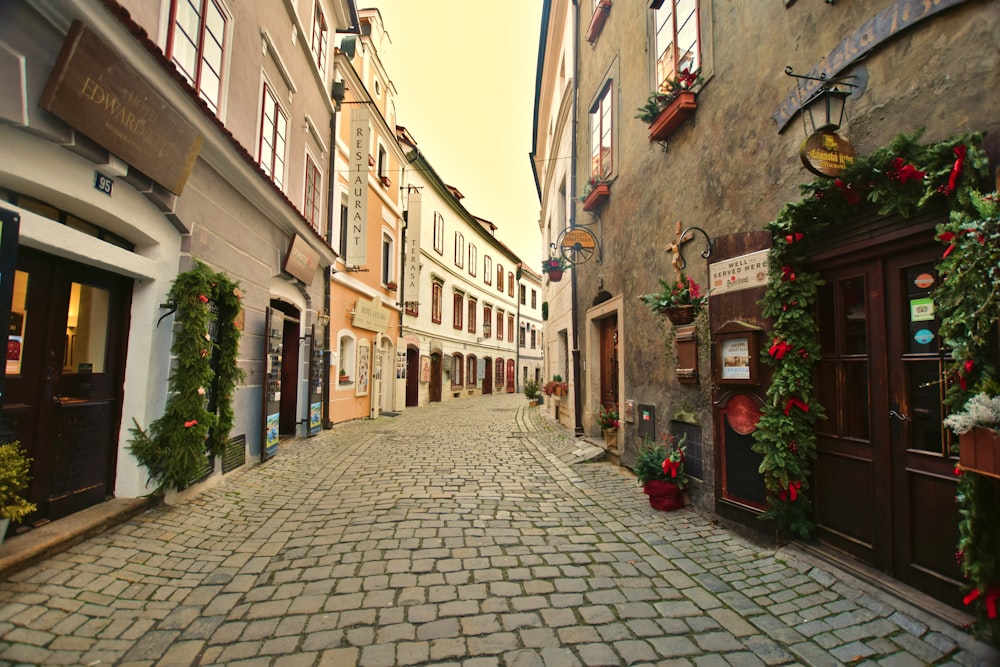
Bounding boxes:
800 131 856 178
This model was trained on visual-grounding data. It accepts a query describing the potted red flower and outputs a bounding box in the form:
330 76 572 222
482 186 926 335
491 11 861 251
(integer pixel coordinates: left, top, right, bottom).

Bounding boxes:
636 69 703 142
640 273 708 325
634 433 688 511
542 256 570 282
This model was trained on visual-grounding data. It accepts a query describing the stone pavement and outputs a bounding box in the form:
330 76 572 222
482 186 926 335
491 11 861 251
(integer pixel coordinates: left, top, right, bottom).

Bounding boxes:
0 394 996 666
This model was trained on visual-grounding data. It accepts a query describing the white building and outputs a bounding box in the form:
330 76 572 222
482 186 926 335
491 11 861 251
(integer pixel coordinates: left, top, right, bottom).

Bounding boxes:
399 139 521 406
518 266 544 389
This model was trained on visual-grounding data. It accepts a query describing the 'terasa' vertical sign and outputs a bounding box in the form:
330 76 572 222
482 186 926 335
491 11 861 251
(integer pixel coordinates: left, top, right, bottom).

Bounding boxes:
347 106 370 267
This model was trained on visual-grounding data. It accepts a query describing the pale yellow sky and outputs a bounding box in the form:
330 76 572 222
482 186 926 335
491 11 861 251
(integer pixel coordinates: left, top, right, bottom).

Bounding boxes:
366 1 545 267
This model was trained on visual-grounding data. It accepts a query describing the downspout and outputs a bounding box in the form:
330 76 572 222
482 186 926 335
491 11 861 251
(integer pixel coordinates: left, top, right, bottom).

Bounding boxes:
570 0 584 436
516 266 523 392
324 82 346 428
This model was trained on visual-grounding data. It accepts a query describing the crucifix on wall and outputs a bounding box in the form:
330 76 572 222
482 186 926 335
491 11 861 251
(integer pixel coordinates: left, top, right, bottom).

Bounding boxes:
665 221 695 275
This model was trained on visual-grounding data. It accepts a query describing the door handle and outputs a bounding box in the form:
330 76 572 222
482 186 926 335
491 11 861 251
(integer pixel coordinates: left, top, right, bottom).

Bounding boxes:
889 410 907 421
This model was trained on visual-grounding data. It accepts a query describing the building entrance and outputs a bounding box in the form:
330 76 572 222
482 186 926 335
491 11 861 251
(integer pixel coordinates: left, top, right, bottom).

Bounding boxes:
3 248 132 521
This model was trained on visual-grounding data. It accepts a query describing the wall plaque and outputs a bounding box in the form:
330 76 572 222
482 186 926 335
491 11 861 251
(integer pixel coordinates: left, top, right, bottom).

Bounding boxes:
283 234 320 285
40 21 202 195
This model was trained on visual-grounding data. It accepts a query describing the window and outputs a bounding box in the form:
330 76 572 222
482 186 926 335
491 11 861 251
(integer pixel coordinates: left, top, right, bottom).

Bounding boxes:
304 155 321 229
508 272 515 297
337 332 356 384
497 264 504 292
453 292 464 330
590 82 613 179
433 212 444 254
483 305 492 337
452 353 464 387
466 355 477 387
530 329 537 349
468 244 477 276
484 255 493 284
519 324 526 347
531 289 537 309
655 1 701 91
259 83 288 188
168 0 227 113
338 198 348 256
495 358 504 387
520 285 526 305
468 299 477 333
432 282 442 324
508 314 514 342
382 233 393 285
310 0 328 72
454 232 465 268
377 144 388 180
496 310 504 340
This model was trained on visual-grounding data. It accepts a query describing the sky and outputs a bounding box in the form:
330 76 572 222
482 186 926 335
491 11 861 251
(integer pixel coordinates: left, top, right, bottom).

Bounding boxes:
365 1 545 268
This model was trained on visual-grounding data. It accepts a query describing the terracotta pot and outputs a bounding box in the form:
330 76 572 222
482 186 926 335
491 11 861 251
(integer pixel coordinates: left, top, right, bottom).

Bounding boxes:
602 427 618 449
664 305 695 325
959 427 1000 480
648 91 697 142
582 183 610 212
547 269 564 282
643 480 683 511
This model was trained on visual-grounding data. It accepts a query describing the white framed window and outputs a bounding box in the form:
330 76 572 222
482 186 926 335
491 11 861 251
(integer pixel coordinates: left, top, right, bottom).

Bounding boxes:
454 232 465 268
304 154 322 229
468 244 477 276
590 81 613 179
655 1 701 91
259 83 288 188
310 0 328 73
381 232 394 285
168 0 228 114
433 212 444 255
337 331 357 385
484 255 492 285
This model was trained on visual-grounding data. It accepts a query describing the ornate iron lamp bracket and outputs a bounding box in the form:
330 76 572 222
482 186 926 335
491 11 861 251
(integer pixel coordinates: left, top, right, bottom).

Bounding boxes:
674 226 713 271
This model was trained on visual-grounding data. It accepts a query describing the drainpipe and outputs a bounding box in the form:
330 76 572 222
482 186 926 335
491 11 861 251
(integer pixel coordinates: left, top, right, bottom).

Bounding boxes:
323 82 346 428
570 0 584 436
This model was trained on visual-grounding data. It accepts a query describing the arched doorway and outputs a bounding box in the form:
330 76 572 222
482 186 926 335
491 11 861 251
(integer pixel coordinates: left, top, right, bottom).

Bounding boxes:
429 352 442 403
482 357 493 394
506 359 515 393
270 300 301 438
406 347 419 407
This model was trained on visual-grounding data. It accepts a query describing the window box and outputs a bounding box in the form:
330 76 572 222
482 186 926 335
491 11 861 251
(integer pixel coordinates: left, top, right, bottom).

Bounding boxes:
586 0 612 44
959 427 1000 480
385 281 397 292
380 175 391 188
581 182 610 212
647 91 697 142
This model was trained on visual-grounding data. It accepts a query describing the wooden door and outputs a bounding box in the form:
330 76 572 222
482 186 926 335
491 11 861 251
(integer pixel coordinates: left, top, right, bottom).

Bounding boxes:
599 316 618 411
405 348 419 407
429 353 441 402
279 314 299 436
3 248 131 521
506 359 515 393
813 244 960 603
482 357 492 394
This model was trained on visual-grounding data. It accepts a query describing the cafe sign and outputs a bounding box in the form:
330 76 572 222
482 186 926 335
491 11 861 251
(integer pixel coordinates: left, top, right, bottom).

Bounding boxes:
800 131 856 178
353 296 390 333
710 249 769 294
40 21 203 196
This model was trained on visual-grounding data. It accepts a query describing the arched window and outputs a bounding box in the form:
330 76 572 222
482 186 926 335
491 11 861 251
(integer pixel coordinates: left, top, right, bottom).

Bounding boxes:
451 353 464 387
466 355 477 387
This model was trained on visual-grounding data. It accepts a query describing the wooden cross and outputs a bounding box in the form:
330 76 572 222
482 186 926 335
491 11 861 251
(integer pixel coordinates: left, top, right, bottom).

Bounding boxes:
665 221 694 274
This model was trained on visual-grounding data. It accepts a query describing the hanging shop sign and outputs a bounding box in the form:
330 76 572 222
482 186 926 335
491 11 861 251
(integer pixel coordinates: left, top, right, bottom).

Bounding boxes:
403 187 422 299
347 106 371 266
800 131 856 178
353 296 390 333
40 21 202 195
709 249 769 294
283 234 320 285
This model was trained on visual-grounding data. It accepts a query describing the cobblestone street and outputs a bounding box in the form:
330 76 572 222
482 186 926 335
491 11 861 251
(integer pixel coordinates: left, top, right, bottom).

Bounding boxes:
0 394 996 666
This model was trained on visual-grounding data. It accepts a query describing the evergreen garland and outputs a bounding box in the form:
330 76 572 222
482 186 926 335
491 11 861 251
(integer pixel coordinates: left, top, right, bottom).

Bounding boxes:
129 262 245 493
755 130 990 540
934 190 1000 643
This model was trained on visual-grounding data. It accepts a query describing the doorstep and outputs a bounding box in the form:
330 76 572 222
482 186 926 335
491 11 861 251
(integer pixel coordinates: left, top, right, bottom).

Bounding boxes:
0 497 155 580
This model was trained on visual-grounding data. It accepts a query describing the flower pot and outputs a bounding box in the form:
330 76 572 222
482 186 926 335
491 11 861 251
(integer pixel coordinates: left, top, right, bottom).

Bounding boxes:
648 91 697 142
643 480 683 511
602 427 619 450
663 305 695 325
959 427 1000 480
547 269 564 283
582 183 610 212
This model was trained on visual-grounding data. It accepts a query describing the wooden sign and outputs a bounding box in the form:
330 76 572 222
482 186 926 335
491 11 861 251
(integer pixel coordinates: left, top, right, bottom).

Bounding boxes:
800 132 856 178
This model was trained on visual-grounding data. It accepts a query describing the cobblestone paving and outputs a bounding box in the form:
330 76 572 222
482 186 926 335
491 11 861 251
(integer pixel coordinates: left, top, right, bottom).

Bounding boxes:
0 394 996 666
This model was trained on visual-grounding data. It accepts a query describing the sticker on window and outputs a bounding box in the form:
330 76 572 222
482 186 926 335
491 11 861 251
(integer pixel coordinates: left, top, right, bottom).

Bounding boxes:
910 298 935 322
914 329 935 345
914 273 935 289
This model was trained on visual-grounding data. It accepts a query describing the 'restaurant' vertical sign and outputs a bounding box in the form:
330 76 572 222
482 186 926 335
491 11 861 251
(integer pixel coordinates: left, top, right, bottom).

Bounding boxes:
347 106 370 267
403 187 421 308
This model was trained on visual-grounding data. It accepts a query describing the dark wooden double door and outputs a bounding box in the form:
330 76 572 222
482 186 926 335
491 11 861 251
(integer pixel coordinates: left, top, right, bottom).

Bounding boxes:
813 241 960 604
3 248 131 522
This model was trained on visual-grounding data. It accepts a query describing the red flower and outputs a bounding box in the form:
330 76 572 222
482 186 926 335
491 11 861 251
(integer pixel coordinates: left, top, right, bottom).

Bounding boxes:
184 420 198 428
199 295 209 303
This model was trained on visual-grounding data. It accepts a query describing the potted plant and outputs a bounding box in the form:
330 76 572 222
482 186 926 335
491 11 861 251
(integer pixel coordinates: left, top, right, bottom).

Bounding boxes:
544 375 568 397
640 273 708 324
579 174 611 212
636 68 703 142
597 405 620 449
542 256 570 283
0 441 37 543
523 379 542 406
339 368 350 384
945 393 1000 479
633 433 688 511
385 280 398 292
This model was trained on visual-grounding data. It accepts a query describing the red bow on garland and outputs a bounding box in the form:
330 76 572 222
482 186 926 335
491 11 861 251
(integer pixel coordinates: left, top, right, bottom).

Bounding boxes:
662 459 682 479
834 179 861 205
964 587 1000 619
785 232 804 244
784 397 810 415
958 359 975 391
779 481 803 502
938 145 967 196
769 338 792 360
781 266 796 282
887 157 926 184
184 419 199 428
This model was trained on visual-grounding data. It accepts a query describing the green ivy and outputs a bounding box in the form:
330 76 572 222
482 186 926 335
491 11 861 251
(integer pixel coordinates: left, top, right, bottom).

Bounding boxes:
755 130 989 537
129 262 245 493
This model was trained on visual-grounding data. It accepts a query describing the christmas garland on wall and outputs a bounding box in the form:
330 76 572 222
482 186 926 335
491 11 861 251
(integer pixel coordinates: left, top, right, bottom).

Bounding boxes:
129 261 245 493
754 130 990 537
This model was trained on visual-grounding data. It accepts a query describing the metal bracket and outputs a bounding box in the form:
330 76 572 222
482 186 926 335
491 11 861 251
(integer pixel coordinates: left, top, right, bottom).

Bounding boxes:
674 226 714 271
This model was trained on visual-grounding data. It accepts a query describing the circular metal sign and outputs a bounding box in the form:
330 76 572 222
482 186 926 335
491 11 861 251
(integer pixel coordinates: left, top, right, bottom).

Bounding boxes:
558 227 598 265
800 131 856 178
